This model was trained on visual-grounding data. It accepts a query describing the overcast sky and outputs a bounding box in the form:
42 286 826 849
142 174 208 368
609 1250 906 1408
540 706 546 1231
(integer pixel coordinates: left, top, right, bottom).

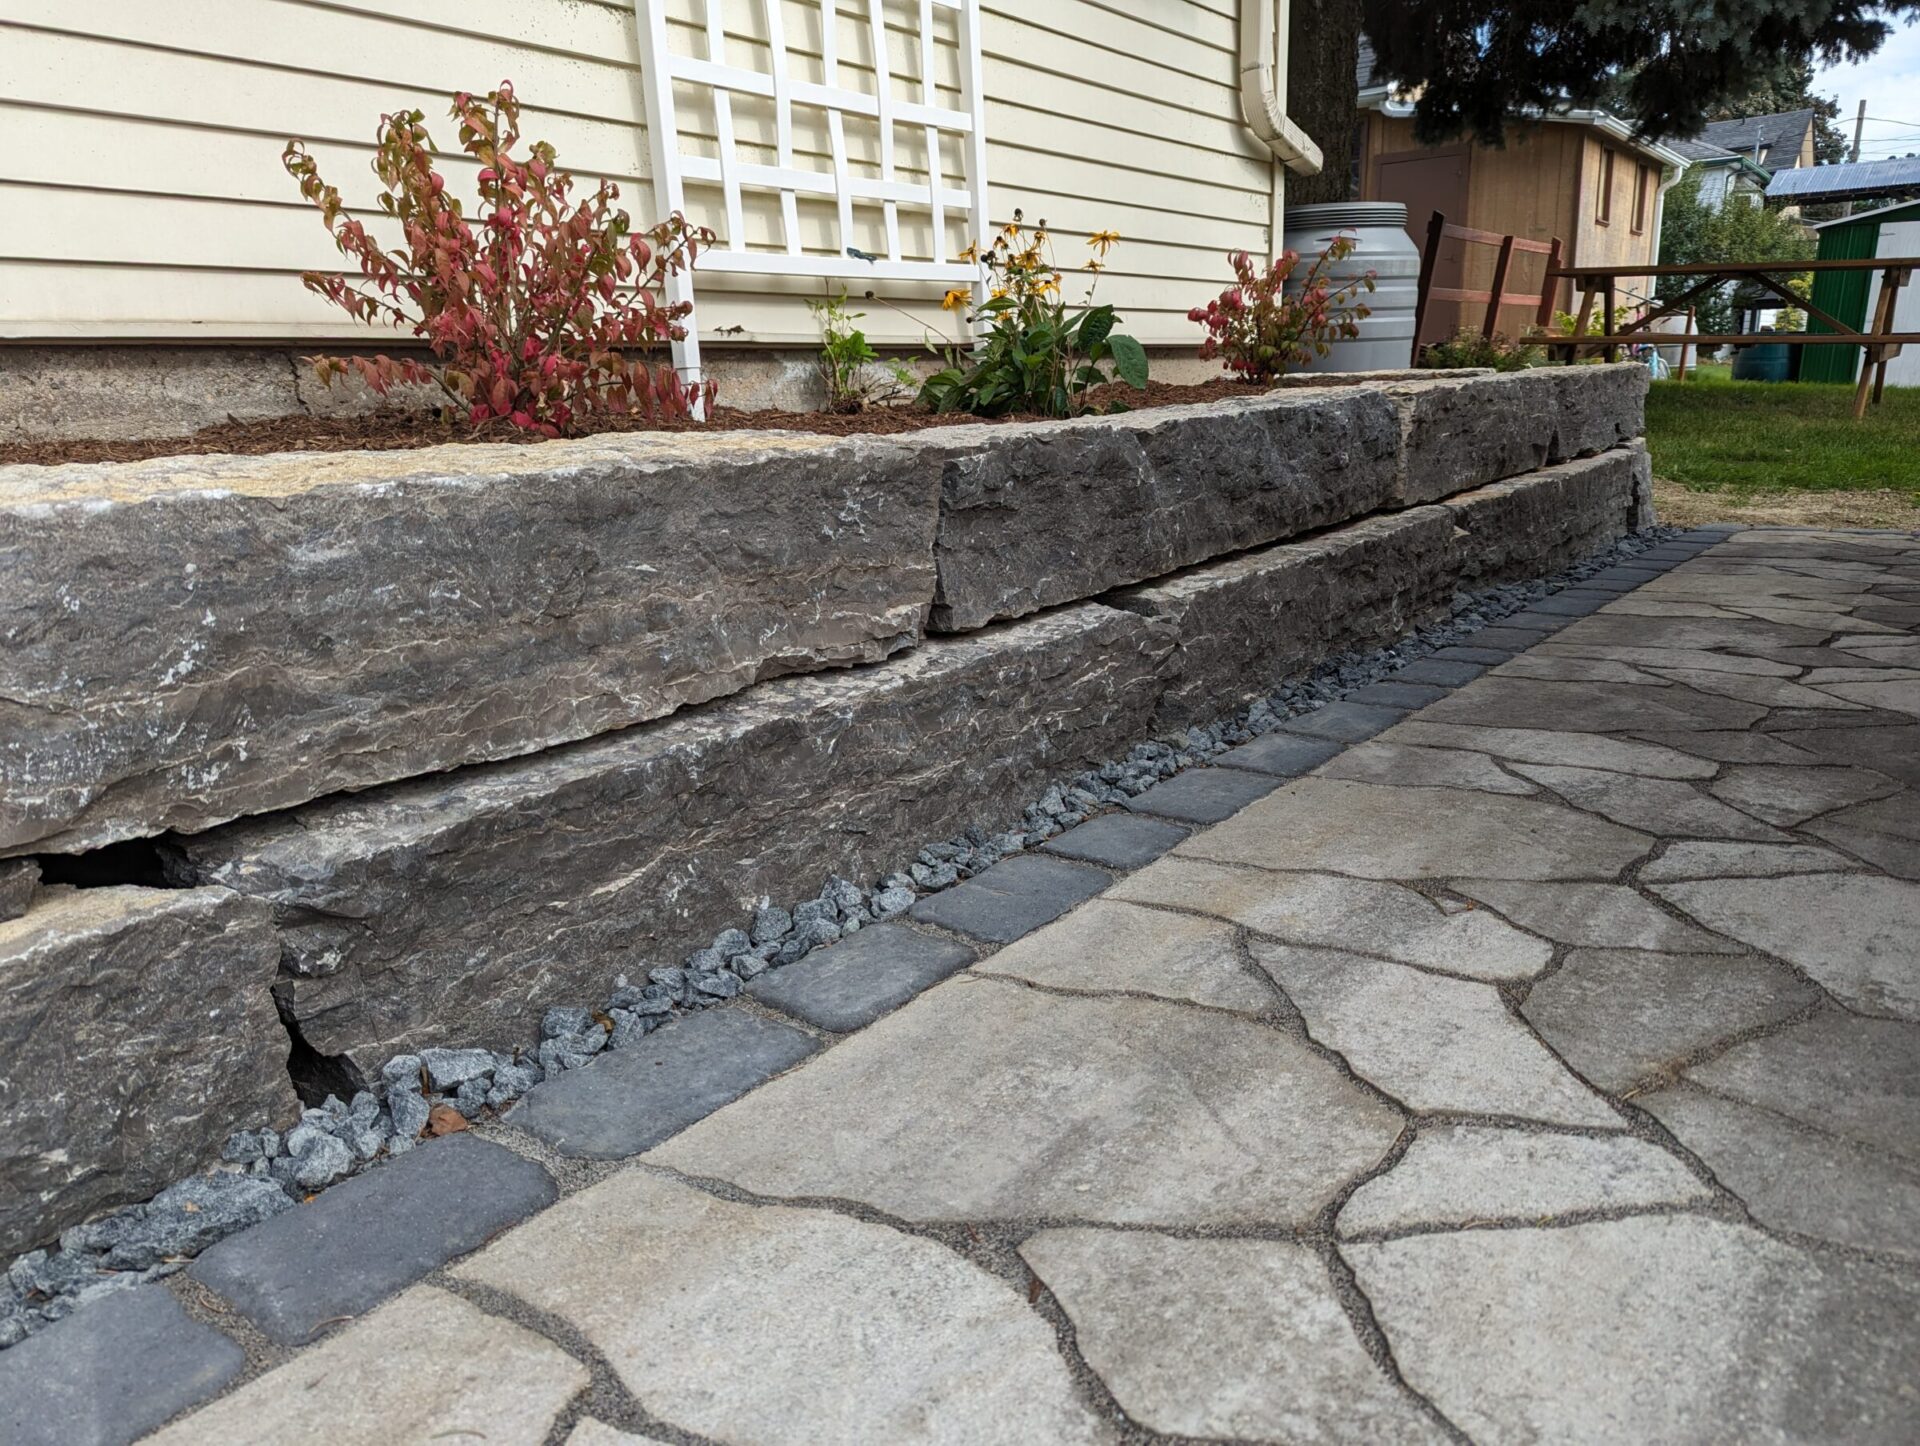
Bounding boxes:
1815 14 1920 160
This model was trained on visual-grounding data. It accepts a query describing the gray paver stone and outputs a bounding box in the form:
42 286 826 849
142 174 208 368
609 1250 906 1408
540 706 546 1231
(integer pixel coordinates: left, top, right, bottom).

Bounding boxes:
746 922 975 1031
1345 681 1452 709
1466 626 1553 650
189 1133 556 1345
1393 658 1488 686
512 1007 820 1159
1530 590 1614 616
1213 731 1345 776
1430 645 1517 664
1125 766 1280 823
908 854 1109 943
1498 610 1576 633
1279 701 1409 743
0 1285 242 1446
1042 812 1189 869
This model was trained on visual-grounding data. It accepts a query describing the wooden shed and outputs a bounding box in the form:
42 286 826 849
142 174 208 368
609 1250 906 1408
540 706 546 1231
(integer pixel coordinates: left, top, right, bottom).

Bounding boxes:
1803 200 1920 386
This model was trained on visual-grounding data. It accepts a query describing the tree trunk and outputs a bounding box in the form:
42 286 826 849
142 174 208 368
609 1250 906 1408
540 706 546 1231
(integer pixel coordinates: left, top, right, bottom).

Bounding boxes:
1285 0 1363 207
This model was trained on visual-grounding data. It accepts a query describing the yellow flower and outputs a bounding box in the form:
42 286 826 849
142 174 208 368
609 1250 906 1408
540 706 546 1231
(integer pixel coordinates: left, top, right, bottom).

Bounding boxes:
1084 258 1105 273
990 286 1009 300
1088 228 1121 256
941 287 970 311
957 242 978 263
1001 219 1021 241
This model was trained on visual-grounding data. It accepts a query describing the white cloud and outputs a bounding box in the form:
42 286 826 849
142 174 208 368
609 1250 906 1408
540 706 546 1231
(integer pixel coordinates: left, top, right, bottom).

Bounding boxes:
1816 16 1920 160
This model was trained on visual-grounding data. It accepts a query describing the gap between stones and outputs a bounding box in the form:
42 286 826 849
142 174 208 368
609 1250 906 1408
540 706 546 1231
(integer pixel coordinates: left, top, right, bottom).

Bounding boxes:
0 523 1697 1351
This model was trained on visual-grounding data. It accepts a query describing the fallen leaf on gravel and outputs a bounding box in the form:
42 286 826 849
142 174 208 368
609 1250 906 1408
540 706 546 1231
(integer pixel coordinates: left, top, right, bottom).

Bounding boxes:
426 1104 470 1137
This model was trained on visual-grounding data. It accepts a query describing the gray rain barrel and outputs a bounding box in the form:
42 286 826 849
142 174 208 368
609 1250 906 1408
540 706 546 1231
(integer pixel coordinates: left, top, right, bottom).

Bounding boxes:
1281 202 1422 372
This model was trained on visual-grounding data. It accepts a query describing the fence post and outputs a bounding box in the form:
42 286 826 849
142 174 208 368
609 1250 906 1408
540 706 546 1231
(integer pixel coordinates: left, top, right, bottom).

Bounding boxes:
1484 235 1516 338
1412 210 1446 363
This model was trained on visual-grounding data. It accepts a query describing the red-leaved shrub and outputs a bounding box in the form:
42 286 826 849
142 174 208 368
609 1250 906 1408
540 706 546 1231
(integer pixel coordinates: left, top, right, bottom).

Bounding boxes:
284 82 713 435
1188 237 1375 383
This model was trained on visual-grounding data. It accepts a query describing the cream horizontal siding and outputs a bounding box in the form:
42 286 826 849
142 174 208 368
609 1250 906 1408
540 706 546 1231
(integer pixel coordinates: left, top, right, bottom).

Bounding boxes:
0 0 1276 348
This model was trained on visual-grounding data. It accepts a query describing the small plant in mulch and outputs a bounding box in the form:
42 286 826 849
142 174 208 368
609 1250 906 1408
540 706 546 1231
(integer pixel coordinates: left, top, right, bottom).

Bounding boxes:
283 81 713 437
919 211 1148 418
1189 237 1375 382
807 289 916 412
1420 329 1543 372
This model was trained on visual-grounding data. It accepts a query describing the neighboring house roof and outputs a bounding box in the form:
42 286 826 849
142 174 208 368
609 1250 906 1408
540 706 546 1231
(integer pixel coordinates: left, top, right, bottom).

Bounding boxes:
1769 156 1920 205
1696 109 1815 168
1353 38 1685 169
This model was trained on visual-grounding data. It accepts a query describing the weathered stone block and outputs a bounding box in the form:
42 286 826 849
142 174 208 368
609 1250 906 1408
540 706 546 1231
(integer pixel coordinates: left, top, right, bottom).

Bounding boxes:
0 886 295 1255
1384 364 1648 506
172 604 1174 1076
0 431 940 855
1444 444 1650 586
1109 506 1458 728
920 388 1403 631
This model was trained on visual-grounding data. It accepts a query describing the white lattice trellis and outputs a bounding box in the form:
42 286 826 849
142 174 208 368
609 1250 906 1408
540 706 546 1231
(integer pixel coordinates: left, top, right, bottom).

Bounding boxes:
635 0 991 382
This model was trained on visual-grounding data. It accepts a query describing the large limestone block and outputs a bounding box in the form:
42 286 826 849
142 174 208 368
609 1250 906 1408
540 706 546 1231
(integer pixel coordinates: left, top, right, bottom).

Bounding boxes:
919 387 1403 631
173 605 1174 1075
1110 506 1457 727
0 886 294 1255
0 430 940 855
1385 364 1648 506
1444 444 1651 585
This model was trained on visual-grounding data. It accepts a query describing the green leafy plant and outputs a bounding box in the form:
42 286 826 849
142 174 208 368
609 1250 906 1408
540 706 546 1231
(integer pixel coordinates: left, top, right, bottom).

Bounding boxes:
1419 328 1542 371
919 212 1146 417
807 290 914 411
1188 238 1374 382
284 81 713 436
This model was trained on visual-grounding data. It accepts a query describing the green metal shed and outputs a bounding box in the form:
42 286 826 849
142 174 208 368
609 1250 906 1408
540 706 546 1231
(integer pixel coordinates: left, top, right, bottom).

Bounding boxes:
1805 200 1920 382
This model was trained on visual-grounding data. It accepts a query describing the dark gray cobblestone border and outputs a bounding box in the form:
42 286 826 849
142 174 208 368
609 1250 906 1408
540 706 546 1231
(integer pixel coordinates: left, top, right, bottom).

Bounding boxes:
0 526 1736 1430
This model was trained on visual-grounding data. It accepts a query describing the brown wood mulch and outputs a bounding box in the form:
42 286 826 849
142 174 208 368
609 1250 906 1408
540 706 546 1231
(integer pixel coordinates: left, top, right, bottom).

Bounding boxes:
1 377 1328 468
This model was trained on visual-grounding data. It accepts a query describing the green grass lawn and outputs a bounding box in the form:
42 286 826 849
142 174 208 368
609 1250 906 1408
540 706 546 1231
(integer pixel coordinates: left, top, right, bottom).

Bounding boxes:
1646 366 1920 500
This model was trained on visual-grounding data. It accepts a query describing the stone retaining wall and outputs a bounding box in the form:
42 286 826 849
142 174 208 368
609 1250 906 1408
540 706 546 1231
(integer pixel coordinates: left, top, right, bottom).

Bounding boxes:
0 365 1649 1250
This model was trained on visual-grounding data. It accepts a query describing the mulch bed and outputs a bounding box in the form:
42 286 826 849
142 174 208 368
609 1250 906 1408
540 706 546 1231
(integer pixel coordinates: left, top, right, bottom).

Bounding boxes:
0 376 1345 468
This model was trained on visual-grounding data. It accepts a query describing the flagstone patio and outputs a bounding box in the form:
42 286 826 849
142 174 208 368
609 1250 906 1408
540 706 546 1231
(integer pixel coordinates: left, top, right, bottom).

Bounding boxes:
7 526 1919 1445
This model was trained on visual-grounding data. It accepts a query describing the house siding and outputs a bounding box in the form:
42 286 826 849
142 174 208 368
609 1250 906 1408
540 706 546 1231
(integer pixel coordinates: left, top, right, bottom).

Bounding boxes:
0 0 1277 348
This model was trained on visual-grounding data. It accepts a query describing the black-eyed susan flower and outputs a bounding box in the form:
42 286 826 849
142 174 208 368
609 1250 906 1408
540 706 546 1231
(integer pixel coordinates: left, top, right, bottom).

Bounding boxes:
1088 229 1120 256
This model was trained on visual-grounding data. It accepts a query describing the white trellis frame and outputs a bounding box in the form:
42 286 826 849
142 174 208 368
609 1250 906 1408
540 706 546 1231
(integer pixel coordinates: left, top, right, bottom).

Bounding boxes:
635 0 991 383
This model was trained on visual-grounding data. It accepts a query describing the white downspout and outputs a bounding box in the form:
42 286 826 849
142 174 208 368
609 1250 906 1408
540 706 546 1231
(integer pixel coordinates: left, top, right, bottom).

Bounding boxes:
1239 0 1325 177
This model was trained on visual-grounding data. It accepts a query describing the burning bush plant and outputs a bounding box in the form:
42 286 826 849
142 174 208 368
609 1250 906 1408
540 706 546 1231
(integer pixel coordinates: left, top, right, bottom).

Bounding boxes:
1189 237 1375 383
284 82 713 436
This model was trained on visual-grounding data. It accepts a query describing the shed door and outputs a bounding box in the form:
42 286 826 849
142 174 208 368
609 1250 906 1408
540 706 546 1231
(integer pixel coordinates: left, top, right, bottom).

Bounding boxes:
1372 144 1472 345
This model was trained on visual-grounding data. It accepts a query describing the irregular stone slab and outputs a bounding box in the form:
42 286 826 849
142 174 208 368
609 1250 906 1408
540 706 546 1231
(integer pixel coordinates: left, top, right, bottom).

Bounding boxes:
0 859 34 923
1709 764 1900 826
1650 667 1872 712
1639 840 1857 882
189 1134 557 1346
1653 875 1920 1018
1350 1217 1920 1445
1550 610 1836 654
1110 506 1455 728
907 854 1109 944
1521 949 1820 1092
1806 794 1920 880
926 386 1401 631
650 977 1401 1227
175 603 1172 1073
1539 643 1800 678
1456 879 1744 954
567 1423 672 1446
1385 719 1718 778
1816 677 1920 716
1214 731 1346 776
746 922 976 1031
1041 813 1189 869
1337 1124 1708 1236
1124 766 1279 823
1020 1228 1442 1443
1318 741 1539 795
1508 764 1790 841
1632 727 1821 764
0 1285 243 1446
1642 1084 1920 1261
1497 651 1670 684
976 898 1274 1011
147 1286 586 1446
1774 722 1920 786
0 886 294 1256
1684 1011 1920 1163
1177 777 1652 881
1113 858 1552 980
512 1008 820 1160
1419 675 1767 732
456 1169 1104 1445
1440 445 1649 582
1280 701 1410 743
1252 943 1621 1127
0 432 938 854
